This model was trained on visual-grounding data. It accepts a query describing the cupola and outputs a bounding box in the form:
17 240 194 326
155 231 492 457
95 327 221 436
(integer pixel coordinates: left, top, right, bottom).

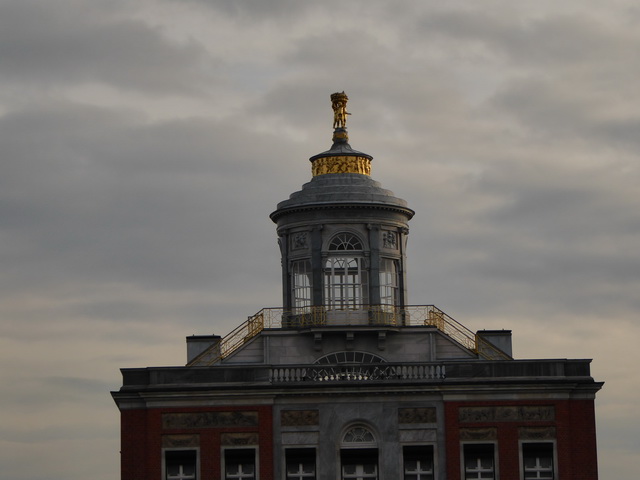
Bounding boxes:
270 93 414 326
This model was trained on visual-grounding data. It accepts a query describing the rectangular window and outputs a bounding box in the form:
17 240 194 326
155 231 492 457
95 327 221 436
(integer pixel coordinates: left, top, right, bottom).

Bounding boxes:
165 450 197 480
292 260 312 311
286 448 316 480
522 443 554 480
403 445 434 480
341 449 378 480
225 449 256 480
463 444 495 480
379 258 398 308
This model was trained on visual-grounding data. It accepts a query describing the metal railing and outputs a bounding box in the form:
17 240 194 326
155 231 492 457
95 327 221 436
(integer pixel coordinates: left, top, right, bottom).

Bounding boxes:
189 305 512 366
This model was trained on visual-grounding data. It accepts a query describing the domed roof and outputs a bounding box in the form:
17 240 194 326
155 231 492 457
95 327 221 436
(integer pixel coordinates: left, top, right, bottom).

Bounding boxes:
270 173 414 221
270 92 414 222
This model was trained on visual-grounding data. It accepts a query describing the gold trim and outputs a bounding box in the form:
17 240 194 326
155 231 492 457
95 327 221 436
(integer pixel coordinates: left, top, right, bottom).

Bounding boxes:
312 156 371 176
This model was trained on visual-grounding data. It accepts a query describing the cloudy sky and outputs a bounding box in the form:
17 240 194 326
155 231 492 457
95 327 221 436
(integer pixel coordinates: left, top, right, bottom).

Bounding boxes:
1 0 638 478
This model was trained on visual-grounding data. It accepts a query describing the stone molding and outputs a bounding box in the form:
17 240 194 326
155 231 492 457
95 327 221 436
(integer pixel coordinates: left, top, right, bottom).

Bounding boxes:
519 426 557 440
460 427 498 441
162 434 200 448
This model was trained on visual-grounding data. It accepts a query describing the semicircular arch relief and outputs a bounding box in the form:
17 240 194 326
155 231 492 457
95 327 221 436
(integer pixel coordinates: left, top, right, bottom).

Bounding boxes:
314 351 387 365
307 352 393 382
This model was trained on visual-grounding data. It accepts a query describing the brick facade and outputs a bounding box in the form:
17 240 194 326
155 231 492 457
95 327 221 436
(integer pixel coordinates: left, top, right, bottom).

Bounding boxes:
120 405 273 480
444 399 599 480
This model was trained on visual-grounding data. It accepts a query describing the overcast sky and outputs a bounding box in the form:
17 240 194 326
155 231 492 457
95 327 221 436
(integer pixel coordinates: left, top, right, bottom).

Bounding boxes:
1 0 638 478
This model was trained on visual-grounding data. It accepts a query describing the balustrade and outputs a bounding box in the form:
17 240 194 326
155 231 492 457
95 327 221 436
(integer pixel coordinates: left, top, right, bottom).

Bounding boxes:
269 363 446 383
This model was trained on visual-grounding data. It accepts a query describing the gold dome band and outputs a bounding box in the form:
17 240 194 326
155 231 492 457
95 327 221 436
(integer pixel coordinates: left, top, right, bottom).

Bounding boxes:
312 156 372 176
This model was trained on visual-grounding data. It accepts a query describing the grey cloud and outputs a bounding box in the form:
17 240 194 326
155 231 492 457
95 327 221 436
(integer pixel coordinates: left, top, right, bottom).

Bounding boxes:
413 9 636 67
0 101 290 299
1 2 638 479
0 0 211 93
488 77 640 152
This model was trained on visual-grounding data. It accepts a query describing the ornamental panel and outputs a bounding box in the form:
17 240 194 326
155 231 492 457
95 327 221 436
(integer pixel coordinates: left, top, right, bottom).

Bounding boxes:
398 407 437 424
281 410 320 426
162 411 259 429
458 406 555 423
519 427 557 440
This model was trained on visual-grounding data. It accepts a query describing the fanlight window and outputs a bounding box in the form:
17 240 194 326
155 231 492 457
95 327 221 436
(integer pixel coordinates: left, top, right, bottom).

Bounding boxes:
343 426 376 445
329 233 363 251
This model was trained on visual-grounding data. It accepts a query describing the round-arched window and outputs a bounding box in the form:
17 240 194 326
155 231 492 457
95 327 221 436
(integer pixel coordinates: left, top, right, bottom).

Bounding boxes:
340 425 378 480
324 233 368 309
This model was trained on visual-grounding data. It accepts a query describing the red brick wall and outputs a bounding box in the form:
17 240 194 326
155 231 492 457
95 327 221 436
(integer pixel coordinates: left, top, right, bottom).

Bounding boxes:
119 404 273 480
444 399 598 480
120 409 149 480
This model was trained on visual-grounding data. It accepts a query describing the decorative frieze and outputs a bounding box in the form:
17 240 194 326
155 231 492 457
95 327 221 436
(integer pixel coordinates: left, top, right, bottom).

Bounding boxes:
382 231 397 249
162 411 258 429
398 407 437 424
292 232 308 250
459 406 555 423
460 427 497 441
162 434 200 448
221 433 259 446
519 427 557 440
281 409 319 426
311 156 371 176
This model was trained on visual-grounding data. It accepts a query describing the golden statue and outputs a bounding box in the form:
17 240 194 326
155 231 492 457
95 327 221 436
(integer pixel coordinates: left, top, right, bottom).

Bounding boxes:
331 91 350 129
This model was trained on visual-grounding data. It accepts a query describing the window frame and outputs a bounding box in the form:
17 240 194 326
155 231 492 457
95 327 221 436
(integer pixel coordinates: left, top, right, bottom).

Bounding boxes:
519 441 557 480
402 444 436 480
339 424 379 480
323 233 369 310
379 257 399 308
340 448 379 480
291 259 313 312
222 447 259 480
163 448 199 480
461 442 498 480
284 447 316 480
323 256 369 309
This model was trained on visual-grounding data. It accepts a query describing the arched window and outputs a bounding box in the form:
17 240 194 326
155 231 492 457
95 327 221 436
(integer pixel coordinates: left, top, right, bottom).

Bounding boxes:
340 425 378 480
324 233 368 309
